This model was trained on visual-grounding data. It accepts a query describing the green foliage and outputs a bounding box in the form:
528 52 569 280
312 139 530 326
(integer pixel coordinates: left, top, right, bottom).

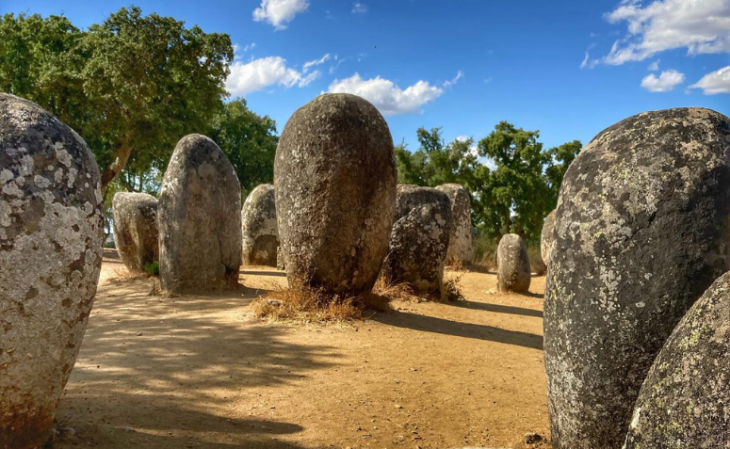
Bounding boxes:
143 261 160 276
396 124 582 242
0 7 234 188
207 98 279 196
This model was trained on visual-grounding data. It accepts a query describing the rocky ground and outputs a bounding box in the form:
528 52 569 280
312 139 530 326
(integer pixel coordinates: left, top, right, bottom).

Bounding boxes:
53 249 550 449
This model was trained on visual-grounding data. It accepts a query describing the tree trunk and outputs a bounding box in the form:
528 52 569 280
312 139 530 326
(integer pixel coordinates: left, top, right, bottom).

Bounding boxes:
100 142 132 188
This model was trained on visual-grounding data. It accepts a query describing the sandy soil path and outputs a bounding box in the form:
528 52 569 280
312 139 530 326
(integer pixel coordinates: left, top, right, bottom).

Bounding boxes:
54 250 549 449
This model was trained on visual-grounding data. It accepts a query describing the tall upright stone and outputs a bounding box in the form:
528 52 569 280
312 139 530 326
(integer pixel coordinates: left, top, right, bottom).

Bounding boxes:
382 185 452 297
158 134 242 293
0 94 103 448
275 93 397 295
436 183 473 264
241 184 279 267
112 192 159 273
497 234 531 293
544 108 730 449
540 209 556 266
624 271 730 449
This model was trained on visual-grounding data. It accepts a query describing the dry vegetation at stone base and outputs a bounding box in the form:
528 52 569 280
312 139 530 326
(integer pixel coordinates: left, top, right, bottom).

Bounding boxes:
251 277 464 323
52 250 550 449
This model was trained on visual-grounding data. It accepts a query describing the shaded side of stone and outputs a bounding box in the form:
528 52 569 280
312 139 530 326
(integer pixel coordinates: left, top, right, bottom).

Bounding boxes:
241 184 279 267
0 93 103 449
436 183 473 264
543 108 730 449
158 134 242 294
497 234 531 293
275 93 397 295
624 271 730 448
112 192 159 272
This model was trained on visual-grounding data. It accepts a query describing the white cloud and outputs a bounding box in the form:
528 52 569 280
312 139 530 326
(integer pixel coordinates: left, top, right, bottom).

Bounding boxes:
253 0 309 30
226 56 319 96
242 43 257 52
327 73 444 115
602 0 730 64
640 69 685 92
443 71 464 87
647 59 660 71
352 2 368 13
690 65 730 94
303 54 331 72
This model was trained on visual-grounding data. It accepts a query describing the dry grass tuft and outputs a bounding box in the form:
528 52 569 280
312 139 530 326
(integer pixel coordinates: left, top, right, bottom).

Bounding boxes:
444 257 466 271
442 276 465 302
251 285 391 323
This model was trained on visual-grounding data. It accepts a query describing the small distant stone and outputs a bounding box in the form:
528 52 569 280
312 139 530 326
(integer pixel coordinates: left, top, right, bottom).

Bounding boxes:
525 432 543 444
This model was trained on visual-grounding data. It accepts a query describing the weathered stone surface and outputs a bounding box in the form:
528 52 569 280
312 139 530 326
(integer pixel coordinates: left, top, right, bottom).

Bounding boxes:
540 209 556 266
544 108 730 449
496 234 531 293
436 183 473 264
382 186 452 296
623 271 730 449
112 192 158 272
276 246 285 271
0 93 103 448
158 134 242 293
275 93 397 295
241 184 278 267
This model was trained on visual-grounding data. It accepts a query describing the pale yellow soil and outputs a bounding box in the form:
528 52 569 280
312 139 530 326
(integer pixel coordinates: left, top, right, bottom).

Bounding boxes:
54 250 549 449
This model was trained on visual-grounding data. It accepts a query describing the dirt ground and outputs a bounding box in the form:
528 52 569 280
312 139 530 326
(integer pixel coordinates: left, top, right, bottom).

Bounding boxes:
53 250 550 449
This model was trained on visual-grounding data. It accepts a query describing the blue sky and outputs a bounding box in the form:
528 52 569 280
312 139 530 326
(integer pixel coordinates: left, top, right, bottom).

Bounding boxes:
3 0 730 150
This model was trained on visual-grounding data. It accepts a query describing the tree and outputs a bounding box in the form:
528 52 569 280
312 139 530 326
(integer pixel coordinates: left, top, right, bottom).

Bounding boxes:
395 127 478 187
0 7 234 190
0 13 86 125
545 140 582 204
80 7 233 188
207 98 279 196
476 121 552 239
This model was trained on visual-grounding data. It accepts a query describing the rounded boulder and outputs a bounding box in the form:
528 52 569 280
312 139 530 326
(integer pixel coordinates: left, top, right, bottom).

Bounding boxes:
275 94 397 295
0 93 103 448
544 108 730 449
436 183 473 265
382 186 452 297
158 134 242 293
241 184 279 267
112 192 159 273
623 271 730 448
496 234 531 293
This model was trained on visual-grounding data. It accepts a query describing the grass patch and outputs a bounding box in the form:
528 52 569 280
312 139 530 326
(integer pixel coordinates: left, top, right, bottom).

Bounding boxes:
252 285 391 323
252 275 465 323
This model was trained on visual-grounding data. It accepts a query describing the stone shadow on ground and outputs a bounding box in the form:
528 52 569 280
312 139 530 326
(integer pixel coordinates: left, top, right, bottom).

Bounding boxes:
54 274 341 448
450 300 543 318
373 311 543 350
240 269 287 278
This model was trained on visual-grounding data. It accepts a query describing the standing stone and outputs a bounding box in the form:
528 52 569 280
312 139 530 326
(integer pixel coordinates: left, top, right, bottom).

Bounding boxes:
112 192 159 273
623 271 730 449
0 94 103 448
382 186 452 297
158 134 242 293
544 108 730 449
436 183 473 264
241 184 278 267
540 209 556 266
496 234 531 293
275 93 397 295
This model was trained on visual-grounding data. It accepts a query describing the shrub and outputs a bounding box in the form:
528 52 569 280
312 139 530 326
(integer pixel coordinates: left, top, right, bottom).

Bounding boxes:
143 261 160 276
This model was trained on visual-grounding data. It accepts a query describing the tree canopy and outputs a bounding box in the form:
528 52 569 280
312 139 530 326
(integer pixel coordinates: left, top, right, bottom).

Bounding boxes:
396 124 582 241
0 7 234 189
